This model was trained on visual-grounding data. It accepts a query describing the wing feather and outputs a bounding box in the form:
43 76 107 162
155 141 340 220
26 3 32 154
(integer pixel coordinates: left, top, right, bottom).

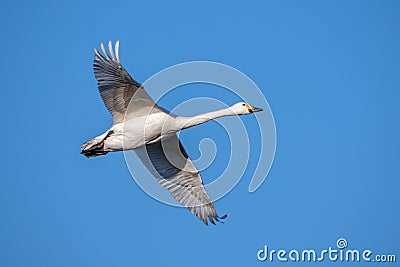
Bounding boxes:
93 41 160 123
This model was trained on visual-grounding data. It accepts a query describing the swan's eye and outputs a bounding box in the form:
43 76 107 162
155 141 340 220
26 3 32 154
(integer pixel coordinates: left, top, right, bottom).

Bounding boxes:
242 104 245 106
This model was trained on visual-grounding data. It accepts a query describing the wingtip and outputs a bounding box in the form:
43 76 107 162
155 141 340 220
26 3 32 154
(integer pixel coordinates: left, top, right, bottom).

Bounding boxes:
108 40 116 60
115 40 120 62
94 40 121 62
220 214 228 220
100 42 110 59
202 213 228 226
209 216 216 225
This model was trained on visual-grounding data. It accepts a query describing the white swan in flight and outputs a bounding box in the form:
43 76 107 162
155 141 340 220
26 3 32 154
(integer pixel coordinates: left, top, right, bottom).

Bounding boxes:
81 41 263 225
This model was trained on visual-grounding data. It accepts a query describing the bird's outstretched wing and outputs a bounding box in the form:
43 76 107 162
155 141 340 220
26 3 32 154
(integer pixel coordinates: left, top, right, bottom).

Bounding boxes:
93 41 161 123
135 134 227 225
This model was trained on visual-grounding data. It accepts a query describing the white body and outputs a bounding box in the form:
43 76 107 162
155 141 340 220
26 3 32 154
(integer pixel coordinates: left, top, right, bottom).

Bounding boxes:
102 112 176 151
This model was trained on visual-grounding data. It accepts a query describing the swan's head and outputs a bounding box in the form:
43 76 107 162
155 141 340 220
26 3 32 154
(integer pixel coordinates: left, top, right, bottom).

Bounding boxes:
231 102 263 115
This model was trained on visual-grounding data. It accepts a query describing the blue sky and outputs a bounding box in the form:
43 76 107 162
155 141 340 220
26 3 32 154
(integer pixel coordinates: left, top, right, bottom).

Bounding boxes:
1 0 399 266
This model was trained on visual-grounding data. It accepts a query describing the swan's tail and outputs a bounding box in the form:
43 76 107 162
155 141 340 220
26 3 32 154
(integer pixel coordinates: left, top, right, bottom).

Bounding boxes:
81 138 108 158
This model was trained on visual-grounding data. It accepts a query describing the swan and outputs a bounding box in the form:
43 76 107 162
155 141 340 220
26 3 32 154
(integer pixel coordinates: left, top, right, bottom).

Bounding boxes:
81 41 263 225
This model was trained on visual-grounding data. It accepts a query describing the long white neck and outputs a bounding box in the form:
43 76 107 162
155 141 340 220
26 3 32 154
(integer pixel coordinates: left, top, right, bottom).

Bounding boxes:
176 107 237 130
